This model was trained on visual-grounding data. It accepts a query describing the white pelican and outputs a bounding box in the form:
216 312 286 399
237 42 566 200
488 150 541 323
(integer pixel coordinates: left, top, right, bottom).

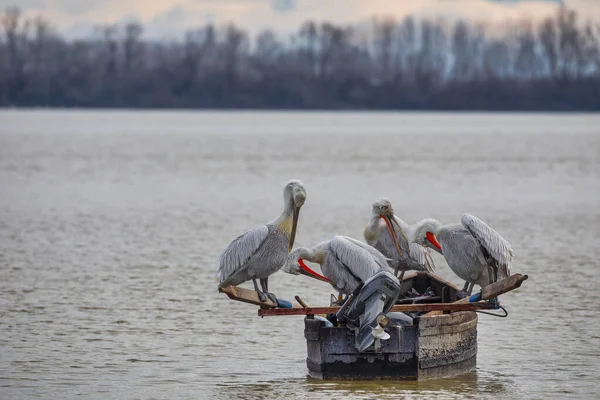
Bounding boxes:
282 235 391 298
216 179 307 302
364 198 435 280
411 214 514 296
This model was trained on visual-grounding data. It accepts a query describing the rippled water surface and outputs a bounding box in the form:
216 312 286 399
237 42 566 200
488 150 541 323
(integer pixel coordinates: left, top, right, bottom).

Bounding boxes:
1 110 599 399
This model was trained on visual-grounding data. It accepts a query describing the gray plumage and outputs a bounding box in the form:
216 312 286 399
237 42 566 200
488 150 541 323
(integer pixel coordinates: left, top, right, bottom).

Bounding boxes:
216 180 307 300
411 214 514 293
364 198 435 274
461 214 513 280
217 225 288 286
283 235 391 295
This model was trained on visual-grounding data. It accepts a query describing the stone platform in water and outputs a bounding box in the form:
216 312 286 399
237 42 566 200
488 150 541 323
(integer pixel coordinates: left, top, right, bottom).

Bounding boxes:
304 310 478 380
219 272 528 380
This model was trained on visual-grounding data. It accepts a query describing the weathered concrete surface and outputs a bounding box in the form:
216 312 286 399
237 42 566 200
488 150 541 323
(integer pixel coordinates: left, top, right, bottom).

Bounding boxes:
304 317 418 379
417 311 478 379
304 311 478 380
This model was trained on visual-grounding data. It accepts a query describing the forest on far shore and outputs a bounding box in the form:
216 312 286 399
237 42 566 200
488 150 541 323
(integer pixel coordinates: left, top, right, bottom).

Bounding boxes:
0 6 599 111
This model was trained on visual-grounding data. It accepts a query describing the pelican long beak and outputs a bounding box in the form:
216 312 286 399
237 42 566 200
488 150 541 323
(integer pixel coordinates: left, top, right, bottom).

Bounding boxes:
298 259 333 284
381 214 403 257
426 232 443 254
288 206 300 252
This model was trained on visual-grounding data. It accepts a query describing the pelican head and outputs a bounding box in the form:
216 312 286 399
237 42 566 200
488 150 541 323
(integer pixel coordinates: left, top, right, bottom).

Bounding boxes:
283 179 307 251
411 218 444 255
372 197 394 217
283 249 333 283
372 197 403 256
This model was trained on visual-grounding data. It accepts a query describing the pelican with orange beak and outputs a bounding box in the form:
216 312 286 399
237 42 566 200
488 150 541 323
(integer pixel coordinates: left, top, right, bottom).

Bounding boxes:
282 236 391 298
364 198 436 281
216 180 306 302
411 214 514 297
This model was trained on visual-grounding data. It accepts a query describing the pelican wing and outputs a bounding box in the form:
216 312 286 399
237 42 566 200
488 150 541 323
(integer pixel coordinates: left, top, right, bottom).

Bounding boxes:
461 214 513 279
328 236 386 286
216 225 269 284
338 236 391 271
408 243 436 273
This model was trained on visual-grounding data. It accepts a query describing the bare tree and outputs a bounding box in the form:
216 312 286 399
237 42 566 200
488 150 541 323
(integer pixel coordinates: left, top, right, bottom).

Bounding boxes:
580 20 600 77
254 29 281 77
222 24 248 88
395 16 417 87
372 17 396 84
482 39 511 79
298 21 317 79
415 19 448 91
94 24 120 104
556 5 583 78
2 7 25 103
539 17 558 78
451 20 472 80
0 5 597 110
514 20 540 79
123 23 142 74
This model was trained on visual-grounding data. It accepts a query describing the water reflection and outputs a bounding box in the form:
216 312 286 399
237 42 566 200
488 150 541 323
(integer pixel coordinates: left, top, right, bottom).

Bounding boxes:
214 370 513 400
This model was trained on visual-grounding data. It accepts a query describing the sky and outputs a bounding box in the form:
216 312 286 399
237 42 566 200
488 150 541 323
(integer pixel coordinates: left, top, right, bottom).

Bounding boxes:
2 0 599 38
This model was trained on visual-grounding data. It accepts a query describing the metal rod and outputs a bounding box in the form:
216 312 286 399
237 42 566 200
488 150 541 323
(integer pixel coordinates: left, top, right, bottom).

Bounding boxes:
258 302 496 317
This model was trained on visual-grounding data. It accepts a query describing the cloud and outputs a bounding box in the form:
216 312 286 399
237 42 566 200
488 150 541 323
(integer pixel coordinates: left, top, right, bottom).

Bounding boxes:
485 0 562 3
2 0 599 38
270 0 296 13
147 5 187 34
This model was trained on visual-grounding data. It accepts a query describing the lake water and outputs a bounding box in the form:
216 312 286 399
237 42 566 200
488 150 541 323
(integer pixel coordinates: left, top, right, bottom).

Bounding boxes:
1 110 599 399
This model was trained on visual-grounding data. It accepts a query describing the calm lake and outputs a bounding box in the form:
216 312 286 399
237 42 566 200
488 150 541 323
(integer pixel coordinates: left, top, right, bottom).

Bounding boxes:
1 110 599 399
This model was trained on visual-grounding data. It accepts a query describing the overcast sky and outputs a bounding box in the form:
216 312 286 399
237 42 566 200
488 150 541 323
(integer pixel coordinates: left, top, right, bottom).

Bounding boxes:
2 0 598 38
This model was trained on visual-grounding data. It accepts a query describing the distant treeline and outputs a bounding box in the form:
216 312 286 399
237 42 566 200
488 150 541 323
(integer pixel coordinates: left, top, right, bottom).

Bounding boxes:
1 6 599 110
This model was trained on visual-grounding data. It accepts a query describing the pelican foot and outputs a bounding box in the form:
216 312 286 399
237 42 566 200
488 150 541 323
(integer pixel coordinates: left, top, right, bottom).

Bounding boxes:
266 292 278 304
256 290 268 302
456 290 469 300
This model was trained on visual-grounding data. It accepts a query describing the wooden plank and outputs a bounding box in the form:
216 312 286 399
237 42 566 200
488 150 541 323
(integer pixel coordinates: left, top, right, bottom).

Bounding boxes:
295 296 309 308
422 311 443 317
419 311 477 329
419 315 478 337
417 272 460 292
481 273 528 300
218 285 298 309
401 272 418 281
221 273 528 314
258 302 495 317
454 273 529 304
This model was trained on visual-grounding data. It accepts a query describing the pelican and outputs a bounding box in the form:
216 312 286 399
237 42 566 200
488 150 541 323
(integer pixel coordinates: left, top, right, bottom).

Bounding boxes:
411 214 514 296
282 235 391 298
364 198 435 281
216 179 307 302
